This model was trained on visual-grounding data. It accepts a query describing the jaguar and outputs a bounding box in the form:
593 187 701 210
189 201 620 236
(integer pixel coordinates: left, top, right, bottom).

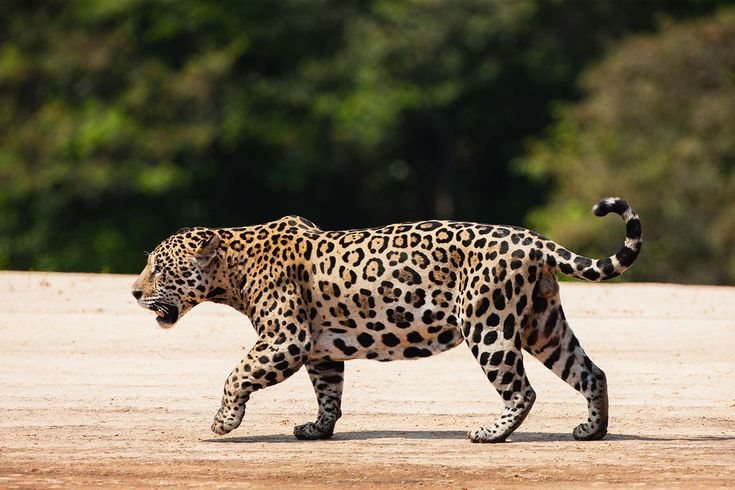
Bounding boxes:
132 197 641 442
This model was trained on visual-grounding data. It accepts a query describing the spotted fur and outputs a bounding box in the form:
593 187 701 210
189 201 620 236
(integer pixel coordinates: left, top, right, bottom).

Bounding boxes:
132 197 641 442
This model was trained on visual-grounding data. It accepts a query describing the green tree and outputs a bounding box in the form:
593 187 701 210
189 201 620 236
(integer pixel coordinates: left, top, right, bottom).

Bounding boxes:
0 0 728 272
519 8 735 284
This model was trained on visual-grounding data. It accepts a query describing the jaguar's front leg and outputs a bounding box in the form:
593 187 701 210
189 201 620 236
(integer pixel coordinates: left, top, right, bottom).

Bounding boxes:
211 337 308 435
293 359 344 440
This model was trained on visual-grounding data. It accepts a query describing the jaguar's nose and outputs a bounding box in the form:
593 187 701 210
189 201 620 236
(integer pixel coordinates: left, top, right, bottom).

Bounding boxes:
132 290 143 300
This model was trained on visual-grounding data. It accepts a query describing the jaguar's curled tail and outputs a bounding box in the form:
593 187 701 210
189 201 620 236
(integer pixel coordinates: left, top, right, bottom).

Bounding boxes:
547 197 642 281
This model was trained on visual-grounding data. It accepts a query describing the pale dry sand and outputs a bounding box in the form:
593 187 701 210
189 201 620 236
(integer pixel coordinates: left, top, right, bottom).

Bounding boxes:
0 271 733 488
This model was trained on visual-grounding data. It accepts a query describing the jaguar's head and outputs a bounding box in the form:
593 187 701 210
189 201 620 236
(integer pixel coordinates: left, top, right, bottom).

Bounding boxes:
132 228 222 328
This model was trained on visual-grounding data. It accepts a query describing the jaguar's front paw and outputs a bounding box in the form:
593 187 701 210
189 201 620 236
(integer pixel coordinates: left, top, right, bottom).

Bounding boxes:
211 406 244 435
293 419 335 440
572 422 607 441
467 426 507 443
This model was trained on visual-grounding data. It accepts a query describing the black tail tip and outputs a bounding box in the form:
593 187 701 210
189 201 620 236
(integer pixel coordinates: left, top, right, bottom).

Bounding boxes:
592 197 629 217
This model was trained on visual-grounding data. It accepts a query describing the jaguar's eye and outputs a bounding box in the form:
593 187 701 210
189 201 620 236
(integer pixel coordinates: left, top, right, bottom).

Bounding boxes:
151 265 162 276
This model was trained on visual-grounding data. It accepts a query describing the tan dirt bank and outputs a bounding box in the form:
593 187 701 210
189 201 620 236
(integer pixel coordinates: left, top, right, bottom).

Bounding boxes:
0 272 733 488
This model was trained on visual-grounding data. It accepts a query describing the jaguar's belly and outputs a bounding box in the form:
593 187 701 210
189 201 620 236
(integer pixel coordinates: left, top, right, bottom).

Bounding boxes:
310 328 463 361
309 301 464 362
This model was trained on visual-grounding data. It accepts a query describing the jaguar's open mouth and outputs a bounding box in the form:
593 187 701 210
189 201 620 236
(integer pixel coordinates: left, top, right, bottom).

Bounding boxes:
150 302 179 327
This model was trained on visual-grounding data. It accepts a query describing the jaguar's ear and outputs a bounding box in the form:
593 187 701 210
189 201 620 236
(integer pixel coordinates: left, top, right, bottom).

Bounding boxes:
194 233 221 267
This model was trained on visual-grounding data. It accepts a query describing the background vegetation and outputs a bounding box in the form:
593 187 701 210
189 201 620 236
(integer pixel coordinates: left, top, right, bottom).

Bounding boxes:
0 0 732 283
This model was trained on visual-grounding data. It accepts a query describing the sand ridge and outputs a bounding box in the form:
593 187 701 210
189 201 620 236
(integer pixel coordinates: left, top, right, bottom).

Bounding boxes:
0 272 733 488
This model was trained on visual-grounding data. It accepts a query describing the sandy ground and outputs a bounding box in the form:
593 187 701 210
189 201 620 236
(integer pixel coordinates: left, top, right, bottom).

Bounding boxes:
0 271 733 488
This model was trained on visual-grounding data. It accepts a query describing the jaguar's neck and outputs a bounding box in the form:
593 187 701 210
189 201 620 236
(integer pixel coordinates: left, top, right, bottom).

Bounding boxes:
214 221 305 316
202 225 259 315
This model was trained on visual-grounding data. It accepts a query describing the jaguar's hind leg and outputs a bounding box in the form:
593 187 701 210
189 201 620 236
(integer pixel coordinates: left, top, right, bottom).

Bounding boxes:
294 359 343 440
525 275 608 440
462 308 536 443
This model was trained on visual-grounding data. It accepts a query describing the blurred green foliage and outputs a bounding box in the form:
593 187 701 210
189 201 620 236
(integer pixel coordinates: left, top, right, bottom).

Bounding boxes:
0 0 730 279
519 8 735 284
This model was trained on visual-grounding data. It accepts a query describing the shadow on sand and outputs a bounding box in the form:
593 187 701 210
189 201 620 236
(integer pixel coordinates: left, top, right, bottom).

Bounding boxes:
202 430 735 444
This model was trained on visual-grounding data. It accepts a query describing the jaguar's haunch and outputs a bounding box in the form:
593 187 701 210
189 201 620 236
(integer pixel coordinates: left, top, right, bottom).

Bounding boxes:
132 197 641 442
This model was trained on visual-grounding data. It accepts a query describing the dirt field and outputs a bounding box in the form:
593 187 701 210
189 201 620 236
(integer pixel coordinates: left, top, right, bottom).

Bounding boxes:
0 271 733 488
